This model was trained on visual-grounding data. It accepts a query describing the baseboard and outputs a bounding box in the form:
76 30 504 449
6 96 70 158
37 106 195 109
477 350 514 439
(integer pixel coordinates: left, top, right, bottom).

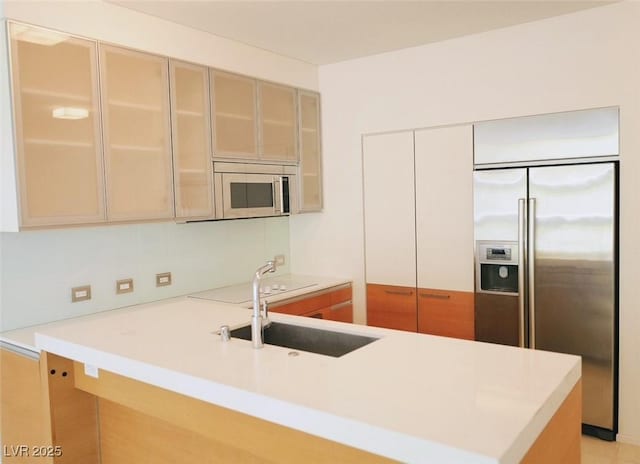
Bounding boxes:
616 433 640 446
582 424 615 441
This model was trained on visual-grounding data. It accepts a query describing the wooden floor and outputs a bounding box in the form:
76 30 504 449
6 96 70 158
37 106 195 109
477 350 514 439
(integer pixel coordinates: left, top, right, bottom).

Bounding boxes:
582 436 640 464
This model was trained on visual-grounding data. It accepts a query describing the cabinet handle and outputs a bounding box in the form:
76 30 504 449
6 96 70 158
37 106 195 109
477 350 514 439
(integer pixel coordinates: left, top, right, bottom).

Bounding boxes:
384 289 413 296
419 293 450 300
330 301 352 311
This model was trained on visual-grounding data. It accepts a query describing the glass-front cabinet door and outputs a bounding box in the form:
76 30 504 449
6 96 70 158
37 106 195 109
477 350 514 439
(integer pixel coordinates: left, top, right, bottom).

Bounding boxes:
298 90 322 211
100 45 174 221
169 60 213 220
9 22 105 227
258 82 297 161
210 70 258 159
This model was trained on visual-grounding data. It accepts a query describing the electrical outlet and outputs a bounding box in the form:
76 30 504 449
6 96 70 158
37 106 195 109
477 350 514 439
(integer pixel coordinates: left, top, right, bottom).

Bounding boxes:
274 254 286 266
116 278 134 294
71 285 91 302
156 272 172 287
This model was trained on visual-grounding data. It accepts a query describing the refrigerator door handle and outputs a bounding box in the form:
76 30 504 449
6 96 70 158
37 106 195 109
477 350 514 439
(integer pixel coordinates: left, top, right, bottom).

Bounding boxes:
528 198 537 349
518 199 526 348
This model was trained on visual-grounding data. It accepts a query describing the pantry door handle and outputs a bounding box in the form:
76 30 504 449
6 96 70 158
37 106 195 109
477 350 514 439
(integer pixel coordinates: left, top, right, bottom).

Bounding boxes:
384 289 413 296
419 293 450 300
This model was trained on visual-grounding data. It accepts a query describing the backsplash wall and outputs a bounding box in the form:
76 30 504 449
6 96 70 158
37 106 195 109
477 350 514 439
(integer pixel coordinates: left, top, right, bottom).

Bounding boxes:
0 217 290 331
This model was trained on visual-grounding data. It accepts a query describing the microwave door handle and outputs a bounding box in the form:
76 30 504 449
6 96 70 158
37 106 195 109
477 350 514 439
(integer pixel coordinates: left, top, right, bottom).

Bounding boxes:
273 177 281 214
277 176 285 214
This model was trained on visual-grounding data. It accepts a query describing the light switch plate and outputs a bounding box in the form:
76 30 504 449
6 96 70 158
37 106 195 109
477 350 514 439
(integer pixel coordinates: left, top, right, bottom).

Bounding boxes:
84 364 99 378
156 272 172 287
71 285 91 302
275 254 286 266
116 278 134 294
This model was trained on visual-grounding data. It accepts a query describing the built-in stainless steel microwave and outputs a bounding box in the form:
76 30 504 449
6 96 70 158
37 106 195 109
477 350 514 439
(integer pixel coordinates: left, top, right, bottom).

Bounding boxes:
213 162 298 219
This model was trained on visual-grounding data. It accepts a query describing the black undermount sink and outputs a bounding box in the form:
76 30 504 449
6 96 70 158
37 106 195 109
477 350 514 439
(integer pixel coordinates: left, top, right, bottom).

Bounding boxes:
230 322 379 357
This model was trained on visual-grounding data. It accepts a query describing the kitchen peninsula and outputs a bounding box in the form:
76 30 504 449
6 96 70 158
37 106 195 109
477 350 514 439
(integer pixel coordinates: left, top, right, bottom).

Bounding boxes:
2 296 581 464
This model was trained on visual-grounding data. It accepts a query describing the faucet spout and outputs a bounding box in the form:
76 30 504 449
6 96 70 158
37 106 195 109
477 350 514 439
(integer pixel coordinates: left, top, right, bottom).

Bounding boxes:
251 260 276 348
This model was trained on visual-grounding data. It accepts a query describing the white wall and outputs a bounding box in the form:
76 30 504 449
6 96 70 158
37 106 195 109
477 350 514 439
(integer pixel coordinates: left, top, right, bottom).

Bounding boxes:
290 1 640 444
0 1 316 330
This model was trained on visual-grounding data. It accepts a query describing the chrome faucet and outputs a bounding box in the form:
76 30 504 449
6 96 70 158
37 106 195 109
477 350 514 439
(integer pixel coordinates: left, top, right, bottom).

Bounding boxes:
251 260 277 348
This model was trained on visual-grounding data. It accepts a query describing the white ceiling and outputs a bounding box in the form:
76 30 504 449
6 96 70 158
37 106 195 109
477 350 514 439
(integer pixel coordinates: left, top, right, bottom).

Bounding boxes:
108 1 615 65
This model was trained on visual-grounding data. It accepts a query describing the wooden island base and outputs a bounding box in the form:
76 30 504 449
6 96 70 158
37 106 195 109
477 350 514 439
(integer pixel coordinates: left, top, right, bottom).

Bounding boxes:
4 351 580 463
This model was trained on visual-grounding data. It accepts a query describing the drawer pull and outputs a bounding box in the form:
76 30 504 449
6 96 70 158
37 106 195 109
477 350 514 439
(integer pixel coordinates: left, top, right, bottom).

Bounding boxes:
420 293 450 300
384 289 413 296
330 301 352 311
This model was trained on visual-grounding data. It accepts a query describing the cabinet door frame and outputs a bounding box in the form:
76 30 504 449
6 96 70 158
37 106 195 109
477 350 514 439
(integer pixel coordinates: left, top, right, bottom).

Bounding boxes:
257 80 298 163
169 59 214 220
8 21 107 227
414 124 474 292
99 44 175 221
210 69 259 160
297 89 323 212
362 130 417 287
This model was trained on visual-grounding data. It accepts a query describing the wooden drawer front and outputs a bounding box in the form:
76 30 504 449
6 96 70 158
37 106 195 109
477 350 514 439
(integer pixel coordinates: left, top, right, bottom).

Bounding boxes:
417 288 474 340
271 292 331 316
366 283 417 332
303 302 353 323
270 285 352 317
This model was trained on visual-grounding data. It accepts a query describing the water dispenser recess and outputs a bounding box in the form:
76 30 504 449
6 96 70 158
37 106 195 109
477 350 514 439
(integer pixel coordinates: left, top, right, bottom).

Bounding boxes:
480 263 518 293
476 241 519 295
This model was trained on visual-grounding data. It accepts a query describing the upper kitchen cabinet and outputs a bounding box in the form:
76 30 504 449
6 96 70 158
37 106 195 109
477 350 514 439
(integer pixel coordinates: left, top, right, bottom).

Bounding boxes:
100 45 174 221
298 90 323 212
169 60 214 220
8 22 106 227
258 81 297 162
210 70 258 159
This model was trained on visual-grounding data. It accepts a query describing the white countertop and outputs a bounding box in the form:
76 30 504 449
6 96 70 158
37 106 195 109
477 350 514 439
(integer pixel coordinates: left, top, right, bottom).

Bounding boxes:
31 296 580 464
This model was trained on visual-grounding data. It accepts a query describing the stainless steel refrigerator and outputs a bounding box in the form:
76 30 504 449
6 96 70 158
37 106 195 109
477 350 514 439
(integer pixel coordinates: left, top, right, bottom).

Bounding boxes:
473 162 618 440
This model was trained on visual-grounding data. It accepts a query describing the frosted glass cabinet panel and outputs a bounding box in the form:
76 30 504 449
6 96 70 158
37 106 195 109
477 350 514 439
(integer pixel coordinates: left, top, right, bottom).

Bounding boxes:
100 45 174 221
169 60 213 219
298 91 322 211
9 23 105 227
259 82 297 161
211 71 257 158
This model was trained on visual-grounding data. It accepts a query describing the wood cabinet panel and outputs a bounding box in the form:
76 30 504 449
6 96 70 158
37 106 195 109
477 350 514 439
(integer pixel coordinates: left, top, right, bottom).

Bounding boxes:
0 348 50 463
366 283 417 332
304 302 353 323
9 23 105 227
72 359 395 463
270 285 353 323
521 380 581 464
100 45 174 221
298 91 322 211
417 288 474 340
169 60 213 220
41 353 100 464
